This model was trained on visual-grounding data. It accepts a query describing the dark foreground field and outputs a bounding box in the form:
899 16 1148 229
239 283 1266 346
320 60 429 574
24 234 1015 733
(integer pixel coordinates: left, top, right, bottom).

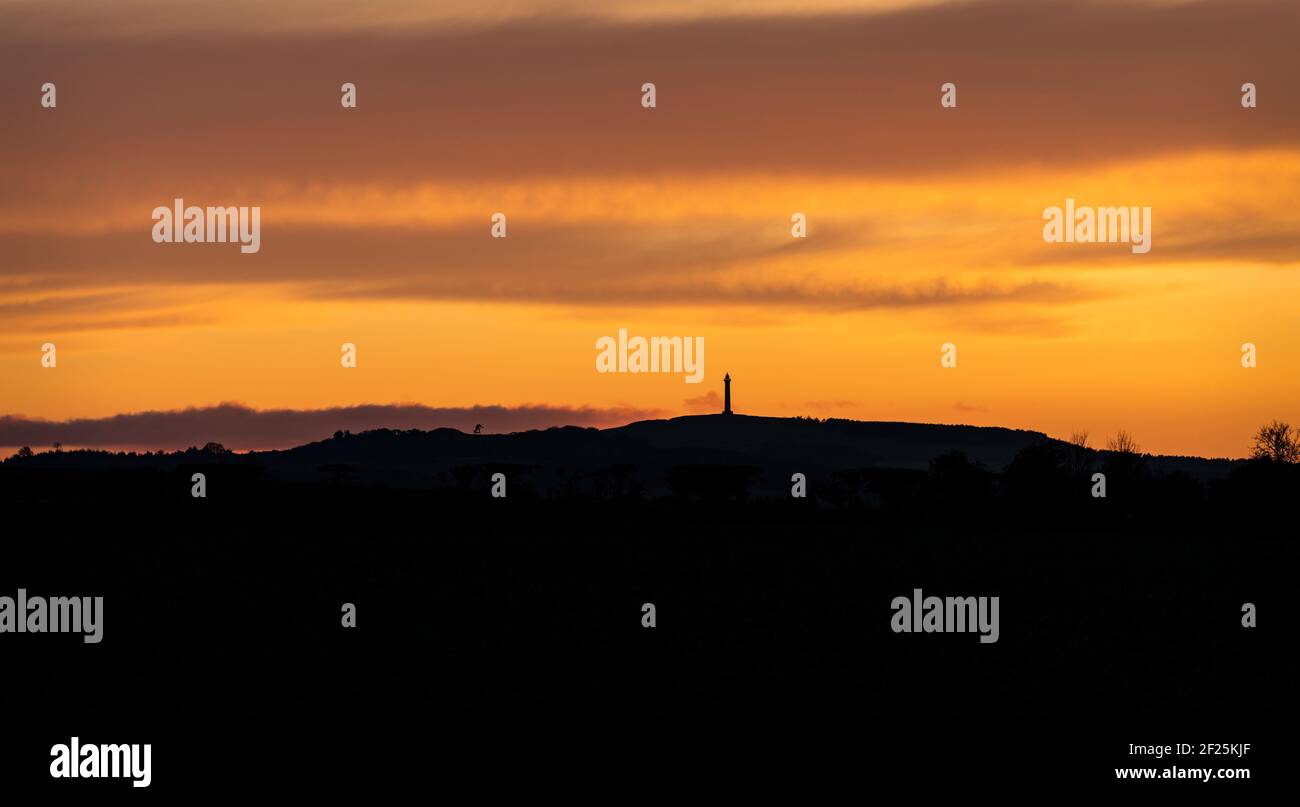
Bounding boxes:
1 458 1294 793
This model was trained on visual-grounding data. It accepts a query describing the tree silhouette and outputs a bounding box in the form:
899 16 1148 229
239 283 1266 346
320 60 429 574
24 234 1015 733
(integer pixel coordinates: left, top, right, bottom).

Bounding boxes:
1003 442 1075 510
1101 429 1147 503
1251 420 1300 463
1106 430 1140 455
926 451 994 513
1066 430 1092 476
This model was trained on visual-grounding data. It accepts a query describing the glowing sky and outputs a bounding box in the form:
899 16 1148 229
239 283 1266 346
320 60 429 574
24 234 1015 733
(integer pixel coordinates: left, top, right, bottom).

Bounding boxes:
2 0 1298 457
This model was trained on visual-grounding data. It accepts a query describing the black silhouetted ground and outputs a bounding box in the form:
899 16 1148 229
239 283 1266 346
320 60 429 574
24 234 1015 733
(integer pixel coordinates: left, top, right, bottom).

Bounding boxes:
0 415 1292 793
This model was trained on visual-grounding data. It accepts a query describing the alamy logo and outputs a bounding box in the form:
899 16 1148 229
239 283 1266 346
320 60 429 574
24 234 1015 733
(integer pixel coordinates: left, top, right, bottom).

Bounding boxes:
50 737 151 788
891 588 999 643
1043 198 1151 254
0 589 103 643
595 329 704 383
152 198 261 254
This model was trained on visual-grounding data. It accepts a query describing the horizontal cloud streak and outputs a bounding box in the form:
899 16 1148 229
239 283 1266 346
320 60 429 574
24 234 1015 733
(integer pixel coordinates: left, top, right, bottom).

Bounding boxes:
2 0 1297 204
0 223 1099 320
0 402 663 451
2 0 949 37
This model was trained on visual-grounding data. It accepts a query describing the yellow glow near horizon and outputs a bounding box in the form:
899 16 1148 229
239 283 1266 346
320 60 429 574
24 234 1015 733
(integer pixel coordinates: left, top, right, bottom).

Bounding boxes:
2 137 1298 459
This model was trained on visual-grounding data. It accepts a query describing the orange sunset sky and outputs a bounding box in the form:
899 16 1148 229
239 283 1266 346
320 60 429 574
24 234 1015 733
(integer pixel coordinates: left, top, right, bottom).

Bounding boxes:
2 0 1299 458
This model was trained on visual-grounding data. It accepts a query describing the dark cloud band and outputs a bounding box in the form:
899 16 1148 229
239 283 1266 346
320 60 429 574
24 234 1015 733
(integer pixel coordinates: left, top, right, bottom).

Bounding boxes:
0 402 662 451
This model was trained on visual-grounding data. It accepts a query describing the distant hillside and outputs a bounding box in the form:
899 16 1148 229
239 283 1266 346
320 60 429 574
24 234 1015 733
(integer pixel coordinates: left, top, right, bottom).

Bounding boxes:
611 415 1055 471
2 414 1244 495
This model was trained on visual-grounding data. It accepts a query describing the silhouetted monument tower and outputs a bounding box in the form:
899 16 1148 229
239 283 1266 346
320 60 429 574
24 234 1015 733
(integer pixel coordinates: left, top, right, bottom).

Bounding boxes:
723 373 733 415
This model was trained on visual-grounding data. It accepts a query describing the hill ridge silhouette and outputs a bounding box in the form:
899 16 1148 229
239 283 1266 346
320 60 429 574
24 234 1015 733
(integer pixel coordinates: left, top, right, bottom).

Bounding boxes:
3 413 1241 488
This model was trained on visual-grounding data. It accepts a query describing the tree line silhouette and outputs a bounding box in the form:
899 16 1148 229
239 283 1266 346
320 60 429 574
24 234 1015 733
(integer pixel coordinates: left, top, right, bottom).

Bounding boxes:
5 420 1297 529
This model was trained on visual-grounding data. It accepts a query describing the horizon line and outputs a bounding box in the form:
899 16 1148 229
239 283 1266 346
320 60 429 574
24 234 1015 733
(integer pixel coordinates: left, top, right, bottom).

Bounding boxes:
0 402 1253 462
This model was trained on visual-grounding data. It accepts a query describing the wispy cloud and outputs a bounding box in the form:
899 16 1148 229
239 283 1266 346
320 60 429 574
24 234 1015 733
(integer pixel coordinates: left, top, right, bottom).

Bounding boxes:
683 390 722 413
0 226 1095 315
